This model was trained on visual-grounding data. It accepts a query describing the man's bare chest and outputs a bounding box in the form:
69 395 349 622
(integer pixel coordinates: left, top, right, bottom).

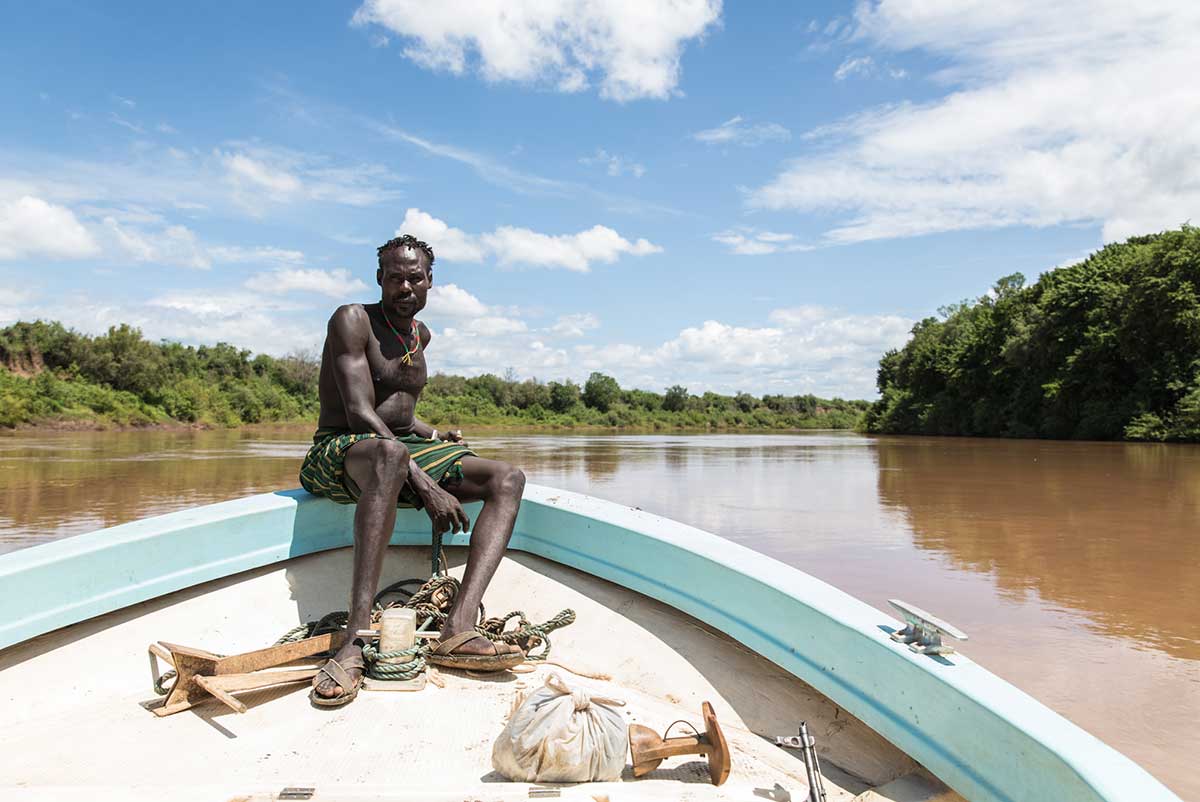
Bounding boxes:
365 330 427 397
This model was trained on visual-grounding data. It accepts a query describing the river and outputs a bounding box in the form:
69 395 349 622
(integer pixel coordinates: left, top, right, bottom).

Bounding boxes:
1 427 1196 799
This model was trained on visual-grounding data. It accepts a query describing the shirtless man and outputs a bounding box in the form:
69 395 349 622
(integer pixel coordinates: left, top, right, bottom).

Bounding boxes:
299 234 525 706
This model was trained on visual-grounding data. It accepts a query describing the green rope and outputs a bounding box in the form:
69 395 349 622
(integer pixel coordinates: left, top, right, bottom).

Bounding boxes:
152 574 575 695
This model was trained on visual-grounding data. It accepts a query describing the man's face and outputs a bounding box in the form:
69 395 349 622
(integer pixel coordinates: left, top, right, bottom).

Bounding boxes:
376 245 431 318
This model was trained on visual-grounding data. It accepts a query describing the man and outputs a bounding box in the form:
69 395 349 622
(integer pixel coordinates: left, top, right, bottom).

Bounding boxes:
299 234 526 706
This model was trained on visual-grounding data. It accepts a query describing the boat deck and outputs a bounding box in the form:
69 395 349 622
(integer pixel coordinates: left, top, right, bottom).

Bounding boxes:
0 546 948 801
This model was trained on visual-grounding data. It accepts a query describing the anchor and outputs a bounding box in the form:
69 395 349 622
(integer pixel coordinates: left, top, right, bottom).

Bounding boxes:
628 701 731 786
148 630 360 716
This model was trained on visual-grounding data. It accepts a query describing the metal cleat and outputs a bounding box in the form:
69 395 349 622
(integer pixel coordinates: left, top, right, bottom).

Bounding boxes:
888 599 968 656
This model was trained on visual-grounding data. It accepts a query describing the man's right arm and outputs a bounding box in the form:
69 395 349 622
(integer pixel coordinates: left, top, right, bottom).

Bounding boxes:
328 305 394 438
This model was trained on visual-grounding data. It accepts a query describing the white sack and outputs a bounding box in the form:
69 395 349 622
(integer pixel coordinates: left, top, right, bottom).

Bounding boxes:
492 672 628 783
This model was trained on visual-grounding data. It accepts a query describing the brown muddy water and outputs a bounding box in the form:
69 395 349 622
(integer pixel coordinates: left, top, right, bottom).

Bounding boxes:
1 427 1197 799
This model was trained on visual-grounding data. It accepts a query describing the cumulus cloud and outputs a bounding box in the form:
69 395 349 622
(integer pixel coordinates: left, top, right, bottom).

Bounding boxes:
351 0 722 101
244 268 370 298
397 208 488 262
424 283 490 319
0 196 99 260
712 227 810 255
580 149 645 178
416 288 910 398
571 306 913 397
750 0 1200 244
103 217 211 269
692 116 791 147
396 208 662 272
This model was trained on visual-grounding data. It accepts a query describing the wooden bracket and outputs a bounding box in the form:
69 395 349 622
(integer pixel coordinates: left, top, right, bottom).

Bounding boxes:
149 631 344 717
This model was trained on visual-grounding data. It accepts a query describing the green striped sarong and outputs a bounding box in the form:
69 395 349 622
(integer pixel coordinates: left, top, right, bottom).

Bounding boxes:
299 428 475 508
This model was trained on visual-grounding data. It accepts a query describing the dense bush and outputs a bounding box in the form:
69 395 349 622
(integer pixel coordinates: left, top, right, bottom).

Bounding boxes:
865 226 1200 442
0 321 320 428
1 320 869 431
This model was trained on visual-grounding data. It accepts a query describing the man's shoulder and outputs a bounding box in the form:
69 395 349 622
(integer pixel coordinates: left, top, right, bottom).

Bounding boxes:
326 303 373 344
330 302 370 322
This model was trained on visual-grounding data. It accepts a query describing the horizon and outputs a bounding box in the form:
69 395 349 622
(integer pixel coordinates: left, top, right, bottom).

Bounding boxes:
2 2 1197 399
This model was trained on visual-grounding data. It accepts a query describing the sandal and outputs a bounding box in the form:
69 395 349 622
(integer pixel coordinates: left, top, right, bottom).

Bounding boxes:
309 653 365 707
428 631 524 671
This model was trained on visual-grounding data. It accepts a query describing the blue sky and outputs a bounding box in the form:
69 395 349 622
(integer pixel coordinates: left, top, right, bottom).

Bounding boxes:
2 1 1196 398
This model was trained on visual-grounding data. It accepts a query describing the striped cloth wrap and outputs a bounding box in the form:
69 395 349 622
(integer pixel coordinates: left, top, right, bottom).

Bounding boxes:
299 428 475 508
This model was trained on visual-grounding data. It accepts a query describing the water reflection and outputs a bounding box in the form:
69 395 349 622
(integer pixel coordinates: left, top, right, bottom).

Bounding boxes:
874 436 1200 660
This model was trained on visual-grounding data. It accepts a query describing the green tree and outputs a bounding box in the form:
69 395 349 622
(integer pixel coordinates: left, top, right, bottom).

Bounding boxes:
547 380 581 412
663 384 688 412
582 372 620 412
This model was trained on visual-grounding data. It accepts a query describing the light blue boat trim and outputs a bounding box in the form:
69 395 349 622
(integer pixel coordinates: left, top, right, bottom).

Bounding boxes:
0 484 1179 802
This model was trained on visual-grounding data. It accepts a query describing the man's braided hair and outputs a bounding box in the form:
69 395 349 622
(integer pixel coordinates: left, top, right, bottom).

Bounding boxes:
378 234 435 271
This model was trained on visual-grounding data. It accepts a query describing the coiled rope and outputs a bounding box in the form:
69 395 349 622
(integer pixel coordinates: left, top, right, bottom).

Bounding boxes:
153 574 575 694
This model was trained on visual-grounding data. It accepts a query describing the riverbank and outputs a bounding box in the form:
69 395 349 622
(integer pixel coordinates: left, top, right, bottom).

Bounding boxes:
3 415 860 434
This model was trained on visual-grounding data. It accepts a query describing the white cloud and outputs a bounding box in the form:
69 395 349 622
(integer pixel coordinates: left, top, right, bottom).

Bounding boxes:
0 293 320 357
692 116 791 147
398 208 488 262
395 208 662 272
550 312 600 337
221 151 302 198
415 286 911 398
0 196 99 260
209 245 306 265
569 306 913 397
102 218 211 269
834 56 874 80
0 288 36 305
369 122 681 214
217 145 403 209
244 268 370 298
109 113 145 135
712 227 810 255
580 149 646 178
424 283 489 318
484 224 662 271
351 0 722 101
750 0 1200 244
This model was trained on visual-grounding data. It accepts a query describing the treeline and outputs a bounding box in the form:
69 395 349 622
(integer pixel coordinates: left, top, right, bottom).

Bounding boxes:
865 226 1200 442
418 372 868 430
0 321 320 427
0 320 867 430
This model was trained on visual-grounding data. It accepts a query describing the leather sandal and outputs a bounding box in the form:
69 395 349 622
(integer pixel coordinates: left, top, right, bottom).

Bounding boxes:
309 653 365 707
428 631 524 671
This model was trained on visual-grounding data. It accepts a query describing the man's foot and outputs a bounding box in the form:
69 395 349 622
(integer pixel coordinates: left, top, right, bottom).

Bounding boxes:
310 641 366 706
429 629 524 671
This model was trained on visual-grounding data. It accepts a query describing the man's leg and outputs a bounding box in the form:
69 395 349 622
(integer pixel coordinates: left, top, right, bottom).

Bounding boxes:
440 456 526 655
313 438 410 699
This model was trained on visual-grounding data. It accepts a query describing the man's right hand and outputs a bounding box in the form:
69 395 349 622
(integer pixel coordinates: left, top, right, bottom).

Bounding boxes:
419 481 471 536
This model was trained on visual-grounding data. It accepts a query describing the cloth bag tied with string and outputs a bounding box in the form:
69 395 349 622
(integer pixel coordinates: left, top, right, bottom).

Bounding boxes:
492 672 628 782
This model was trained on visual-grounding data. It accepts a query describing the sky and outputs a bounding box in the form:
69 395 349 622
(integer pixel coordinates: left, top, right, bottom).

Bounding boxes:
2 1 1198 399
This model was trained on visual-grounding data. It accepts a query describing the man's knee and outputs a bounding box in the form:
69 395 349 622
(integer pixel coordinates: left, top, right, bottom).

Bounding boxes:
351 438 410 488
492 462 525 499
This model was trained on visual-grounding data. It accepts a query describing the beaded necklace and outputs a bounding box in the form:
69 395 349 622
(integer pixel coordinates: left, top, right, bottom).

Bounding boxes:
379 304 421 366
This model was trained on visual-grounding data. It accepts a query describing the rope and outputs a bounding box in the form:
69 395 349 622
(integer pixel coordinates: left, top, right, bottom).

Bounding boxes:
152 573 576 695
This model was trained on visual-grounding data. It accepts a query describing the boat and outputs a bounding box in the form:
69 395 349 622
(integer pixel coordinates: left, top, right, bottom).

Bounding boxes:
0 484 1182 801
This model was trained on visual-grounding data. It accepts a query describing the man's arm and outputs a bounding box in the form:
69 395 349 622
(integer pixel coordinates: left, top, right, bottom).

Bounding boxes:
328 305 394 438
